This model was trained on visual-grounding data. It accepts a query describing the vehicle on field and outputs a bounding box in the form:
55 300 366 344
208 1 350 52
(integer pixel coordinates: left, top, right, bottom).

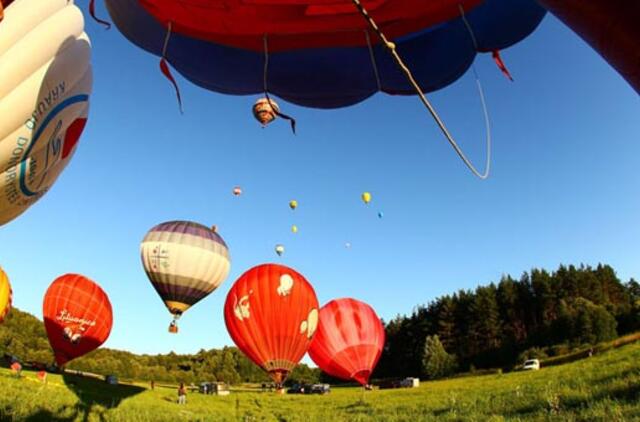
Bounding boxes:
199 382 230 396
310 384 331 394
522 359 540 371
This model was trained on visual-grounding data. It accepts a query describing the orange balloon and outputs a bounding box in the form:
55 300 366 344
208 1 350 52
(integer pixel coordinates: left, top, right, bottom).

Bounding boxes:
224 264 319 385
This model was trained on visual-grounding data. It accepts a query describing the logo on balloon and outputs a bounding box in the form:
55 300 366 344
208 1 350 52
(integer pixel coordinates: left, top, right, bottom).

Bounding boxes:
299 308 318 339
150 246 170 271
56 309 96 345
233 292 252 321
277 274 294 297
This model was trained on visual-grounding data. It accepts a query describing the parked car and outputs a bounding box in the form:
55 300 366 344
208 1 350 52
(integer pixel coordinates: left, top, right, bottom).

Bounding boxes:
199 382 230 396
105 375 118 385
310 384 331 394
522 359 540 371
287 384 311 394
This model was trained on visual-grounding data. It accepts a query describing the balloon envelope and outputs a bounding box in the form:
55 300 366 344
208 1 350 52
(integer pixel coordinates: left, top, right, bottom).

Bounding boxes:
289 200 298 210
309 298 385 385
104 0 544 108
0 0 92 226
43 274 113 366
224 263 319 385
0 267 11 324
361 192 371 204
140 220 231 328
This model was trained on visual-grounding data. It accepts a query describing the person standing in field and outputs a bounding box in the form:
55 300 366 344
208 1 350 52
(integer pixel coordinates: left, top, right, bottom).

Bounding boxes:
150 380 155 390
177 382 187 404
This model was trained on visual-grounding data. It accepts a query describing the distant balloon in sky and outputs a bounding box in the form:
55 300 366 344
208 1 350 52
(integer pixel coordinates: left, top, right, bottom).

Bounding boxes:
0 267 11 324
275 244 285 257
253 98 279 127
43 274 113 366
0 0 92 226
233 186 242 196
309 298 385 386
141 220 231 333
224 263 319 386
361 192 371 204
378 211 384 219
345 242 352 249
289 200 298 210
291 225 298 234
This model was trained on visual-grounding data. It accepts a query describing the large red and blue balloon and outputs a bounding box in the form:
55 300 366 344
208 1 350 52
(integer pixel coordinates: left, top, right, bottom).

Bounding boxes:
102 0 546 109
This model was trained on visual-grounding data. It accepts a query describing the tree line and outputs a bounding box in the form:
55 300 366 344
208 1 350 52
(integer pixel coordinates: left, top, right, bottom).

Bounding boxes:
374 264 640 380
1 263 638 384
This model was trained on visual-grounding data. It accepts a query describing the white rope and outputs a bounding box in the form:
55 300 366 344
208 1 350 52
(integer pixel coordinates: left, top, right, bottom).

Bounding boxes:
350 0 492 179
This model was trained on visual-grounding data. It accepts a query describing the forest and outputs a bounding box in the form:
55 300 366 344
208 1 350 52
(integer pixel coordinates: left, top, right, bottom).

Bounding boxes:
1 263 638 385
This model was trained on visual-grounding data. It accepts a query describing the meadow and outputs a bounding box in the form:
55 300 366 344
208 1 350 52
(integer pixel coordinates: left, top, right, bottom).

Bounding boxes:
1 342 639 421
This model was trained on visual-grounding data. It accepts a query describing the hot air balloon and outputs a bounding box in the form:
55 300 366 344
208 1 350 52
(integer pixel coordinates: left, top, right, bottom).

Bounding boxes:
309 298 385 386
43 274 113 367
275 244 285 257
253 98 279 127
233 186 242 196
0 267 11 324
141 220 231 333
289 200 298 211
291 225 298 234
377 211 384 219
0 0 92 226
101 0 544 109
536 0 640 94
97 0 544 176
224 263 319 387
361 192 371 204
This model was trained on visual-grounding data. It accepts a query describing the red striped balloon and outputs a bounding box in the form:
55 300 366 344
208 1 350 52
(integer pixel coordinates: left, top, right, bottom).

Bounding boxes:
43 274 113 366
308 298 385 385
224 264 319 386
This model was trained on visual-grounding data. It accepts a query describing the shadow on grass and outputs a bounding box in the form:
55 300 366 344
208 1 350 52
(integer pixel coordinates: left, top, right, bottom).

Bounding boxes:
61 373 145 422
341 398 374 415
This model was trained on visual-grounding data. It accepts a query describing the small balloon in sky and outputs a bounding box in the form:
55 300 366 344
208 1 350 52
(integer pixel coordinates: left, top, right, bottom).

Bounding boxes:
275 244 285 256
289 200 298 210
233 186 242 196
291 225 298 233
345 242 352 249
253 98 279 127
361 192 371 204
378 211 384 219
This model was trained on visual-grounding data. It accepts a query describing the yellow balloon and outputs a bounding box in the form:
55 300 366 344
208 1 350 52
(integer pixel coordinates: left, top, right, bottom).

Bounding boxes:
291 225 298 233
289 200 298 210
0 267 12 324
361 192 372 204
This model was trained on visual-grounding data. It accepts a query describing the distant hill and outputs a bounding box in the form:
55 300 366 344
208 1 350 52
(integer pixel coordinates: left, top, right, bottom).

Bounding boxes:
0 308 319 385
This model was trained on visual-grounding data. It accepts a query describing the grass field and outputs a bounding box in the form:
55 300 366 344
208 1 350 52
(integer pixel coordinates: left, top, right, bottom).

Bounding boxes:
1 342 639 421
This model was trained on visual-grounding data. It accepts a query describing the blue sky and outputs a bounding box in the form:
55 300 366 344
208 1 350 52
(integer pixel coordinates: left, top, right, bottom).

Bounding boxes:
1 5 639 356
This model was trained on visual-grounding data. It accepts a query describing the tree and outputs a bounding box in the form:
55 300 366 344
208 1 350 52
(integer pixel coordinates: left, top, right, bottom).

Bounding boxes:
421 335 457 380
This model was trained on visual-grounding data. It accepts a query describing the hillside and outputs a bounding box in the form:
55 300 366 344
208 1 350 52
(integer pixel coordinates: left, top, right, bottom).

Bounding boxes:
0 308 318 385
1 340 639 421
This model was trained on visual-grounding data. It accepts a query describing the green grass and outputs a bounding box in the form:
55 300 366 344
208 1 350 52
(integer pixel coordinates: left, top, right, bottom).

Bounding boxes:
2 342 640 421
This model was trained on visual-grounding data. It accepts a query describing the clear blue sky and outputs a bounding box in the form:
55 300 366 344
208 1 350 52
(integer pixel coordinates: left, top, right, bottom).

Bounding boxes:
1 5 639 356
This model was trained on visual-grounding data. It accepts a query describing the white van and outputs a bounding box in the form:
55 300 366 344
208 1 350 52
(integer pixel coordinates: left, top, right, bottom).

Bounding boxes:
522 359 540 371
